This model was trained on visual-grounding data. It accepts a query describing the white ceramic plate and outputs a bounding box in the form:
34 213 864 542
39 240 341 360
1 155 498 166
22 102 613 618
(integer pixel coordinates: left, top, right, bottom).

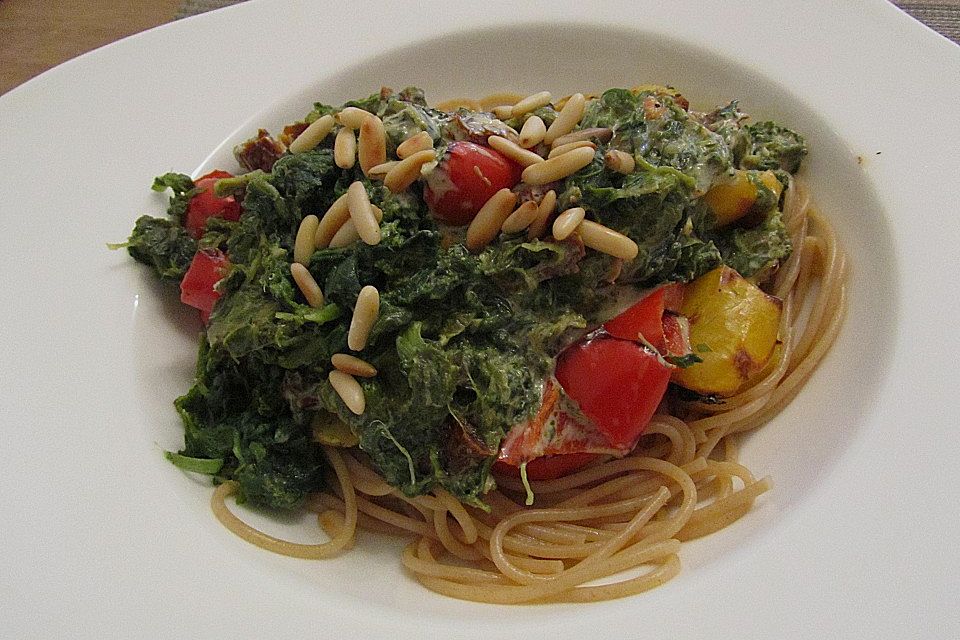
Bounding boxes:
2 1 959 637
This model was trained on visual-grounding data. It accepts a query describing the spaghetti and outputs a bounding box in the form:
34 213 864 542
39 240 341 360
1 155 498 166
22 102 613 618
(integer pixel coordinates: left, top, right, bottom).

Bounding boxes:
209 173 847 603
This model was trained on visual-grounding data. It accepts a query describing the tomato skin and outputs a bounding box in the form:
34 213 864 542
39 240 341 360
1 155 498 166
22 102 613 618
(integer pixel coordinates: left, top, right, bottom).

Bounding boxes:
493 453 601 481
603 288 666 348
423 141 522 225
185 170 242 238
180 248 230 324
554 335 672 448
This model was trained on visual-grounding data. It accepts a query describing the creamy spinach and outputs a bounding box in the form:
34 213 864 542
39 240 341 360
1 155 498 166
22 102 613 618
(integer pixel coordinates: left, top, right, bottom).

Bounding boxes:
125 86 805 508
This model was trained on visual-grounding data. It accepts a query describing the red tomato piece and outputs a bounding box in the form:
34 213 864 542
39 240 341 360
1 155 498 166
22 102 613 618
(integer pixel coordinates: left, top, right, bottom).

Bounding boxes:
554 335 671 448
662 313 694 358
661 282 685 313
423 141 522 225
603 288 666 348
493 453 601 481
185 170 242 238
180 249 230 324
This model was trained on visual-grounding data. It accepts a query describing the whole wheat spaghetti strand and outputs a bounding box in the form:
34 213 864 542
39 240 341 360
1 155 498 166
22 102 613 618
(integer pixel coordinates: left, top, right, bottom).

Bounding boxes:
433 507 485 560
676 477 772 541
309 492 408 537
211 446 357 558
435 489 479 544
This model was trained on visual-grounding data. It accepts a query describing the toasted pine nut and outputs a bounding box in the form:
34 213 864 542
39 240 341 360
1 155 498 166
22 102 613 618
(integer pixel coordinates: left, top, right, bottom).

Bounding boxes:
487 135 544 168
579 219 639 260
511 91 552 118
605 149 636 174
329 220 361 248
521 146 595 185
552 207 586 241
550 127 613 148
384 149 436 193
466 189 518 252
396 131 434 159
544 93 585 145
328 205 383 249
334 127 357 169
547 140 597 159
347 181 380 245
290 263 325 308
348 285 380 351
492 105 514 120
315 193 351 248
500 201 540 234
332 353 377 378
337 106 373 130
329 370 365 415
527 190 557 239
288 114 335 154
294 214 320 265
479 92 525 110
358 116 387 176
368 160 399 180
518 115 547 148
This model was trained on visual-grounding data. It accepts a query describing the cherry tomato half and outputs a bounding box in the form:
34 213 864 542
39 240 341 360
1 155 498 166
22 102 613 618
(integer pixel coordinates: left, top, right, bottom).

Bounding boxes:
554 335 672 449
423 141 522 225
493 453 601 481
180 248 230 324
185 170 242 238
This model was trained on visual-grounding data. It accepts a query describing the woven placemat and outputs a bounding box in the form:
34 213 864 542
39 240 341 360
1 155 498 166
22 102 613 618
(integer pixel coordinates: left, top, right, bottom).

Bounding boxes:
176 1 960 44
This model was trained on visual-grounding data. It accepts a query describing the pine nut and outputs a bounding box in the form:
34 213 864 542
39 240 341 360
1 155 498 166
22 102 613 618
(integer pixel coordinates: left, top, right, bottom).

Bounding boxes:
518 115 546 148
294 214 320 265
466 188 517 252
527 189 557 239
328 205 383 249
290 263 325 308
492 105 514 120
511 91 552 118
552 207 585 240
348 285 380 351
479 92 524 110
384 149 436 193
288 114 335 154
347 181 381 245
521 146 595 185
334 127 356 169
396 131 434 159
329 220 361 248
337 106 372 130
358 116 387 176
487 135 544 167
315 193 351 248
547 140 596 159
329 370 365 415
579 219 639 260
331 353 377 378
550 127 613 148
500 201 540 234
368 160 399 180
544 93 585 145
605 149 636 174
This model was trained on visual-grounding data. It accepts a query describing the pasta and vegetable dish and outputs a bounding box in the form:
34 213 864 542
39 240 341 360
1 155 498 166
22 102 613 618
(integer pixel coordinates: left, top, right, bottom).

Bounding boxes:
118 84 846 603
